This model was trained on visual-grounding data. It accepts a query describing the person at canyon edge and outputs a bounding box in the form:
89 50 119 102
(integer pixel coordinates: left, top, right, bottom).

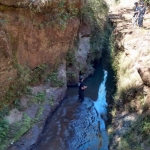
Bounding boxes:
78 76 87 102
132 2 140 27
138 2 146 27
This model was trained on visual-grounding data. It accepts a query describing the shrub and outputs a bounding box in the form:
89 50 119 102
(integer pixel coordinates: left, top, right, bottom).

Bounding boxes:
0 119 9 142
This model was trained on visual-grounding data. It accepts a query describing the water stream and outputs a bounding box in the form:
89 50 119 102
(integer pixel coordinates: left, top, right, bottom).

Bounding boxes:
94 70 108 150
31 63 110 150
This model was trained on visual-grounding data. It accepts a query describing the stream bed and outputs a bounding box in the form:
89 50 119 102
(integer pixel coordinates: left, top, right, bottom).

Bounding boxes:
31 63 112 150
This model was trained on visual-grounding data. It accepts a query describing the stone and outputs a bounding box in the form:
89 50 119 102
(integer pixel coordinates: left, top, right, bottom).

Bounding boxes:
5 108 23 124
138 68 150 87
0 1 80 102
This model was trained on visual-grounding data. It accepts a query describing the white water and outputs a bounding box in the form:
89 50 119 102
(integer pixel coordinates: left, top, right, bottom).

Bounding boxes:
94 70 108 150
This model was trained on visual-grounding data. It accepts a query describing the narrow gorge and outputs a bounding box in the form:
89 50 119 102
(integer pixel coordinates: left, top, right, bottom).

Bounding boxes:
0 0 150 150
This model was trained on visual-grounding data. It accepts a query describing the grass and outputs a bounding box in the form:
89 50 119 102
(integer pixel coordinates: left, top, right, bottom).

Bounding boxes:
0 113 32 150
81 0 109 62
0 0 116 149
0 86 57 150
48 97 54 106
1 2 69 107
1 61 62 111
116 113 150 150
46 72 64 87
0 91 49 150
31 92 46 103
31 64 48 85
66 49 76 67
108 6 150 148
28 0 79 29
0 120 9 143
110 40 144 102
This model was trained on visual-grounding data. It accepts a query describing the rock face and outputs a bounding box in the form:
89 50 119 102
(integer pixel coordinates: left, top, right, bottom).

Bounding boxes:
109 1 150 149
66 22 94 84
0 0 107 149
6 62 67 150
0 1 81 102
138 68 150 87
0 0 83 8
75 22 94 78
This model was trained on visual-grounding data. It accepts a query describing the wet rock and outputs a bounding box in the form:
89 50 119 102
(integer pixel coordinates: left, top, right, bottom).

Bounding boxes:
8 85 66 150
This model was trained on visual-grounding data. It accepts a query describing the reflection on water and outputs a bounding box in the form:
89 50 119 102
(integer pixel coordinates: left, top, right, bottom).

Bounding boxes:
94 70 108 150
31 97 101 150
31 65 109 150
67 63 104 100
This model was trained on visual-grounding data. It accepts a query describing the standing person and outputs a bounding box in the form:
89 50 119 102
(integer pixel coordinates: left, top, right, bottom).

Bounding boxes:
132 2 140 27
138 2 146 27
78 76 87 102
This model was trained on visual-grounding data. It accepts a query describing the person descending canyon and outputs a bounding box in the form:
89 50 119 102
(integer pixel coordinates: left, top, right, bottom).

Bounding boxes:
78 76 87 102
132 2 140 27
138 2 146 27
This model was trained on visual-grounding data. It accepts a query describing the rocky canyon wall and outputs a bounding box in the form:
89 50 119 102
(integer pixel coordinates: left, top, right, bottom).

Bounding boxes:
0 1 110 149
0 0 83 106
0 0 109 106
108 2 150 149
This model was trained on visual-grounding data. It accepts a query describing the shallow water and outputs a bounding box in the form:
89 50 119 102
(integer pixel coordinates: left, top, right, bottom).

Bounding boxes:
31 63 109 150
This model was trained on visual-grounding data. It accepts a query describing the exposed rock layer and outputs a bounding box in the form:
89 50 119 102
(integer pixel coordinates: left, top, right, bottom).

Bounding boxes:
108 1 150 149
0 1 81 101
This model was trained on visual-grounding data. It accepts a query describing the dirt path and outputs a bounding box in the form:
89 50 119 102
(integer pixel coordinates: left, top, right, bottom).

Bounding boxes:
108 1 150 150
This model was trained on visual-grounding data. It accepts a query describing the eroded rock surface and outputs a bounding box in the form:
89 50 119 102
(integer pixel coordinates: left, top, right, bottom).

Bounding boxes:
138 68 150 87
0 1 81 101
108 0 150 149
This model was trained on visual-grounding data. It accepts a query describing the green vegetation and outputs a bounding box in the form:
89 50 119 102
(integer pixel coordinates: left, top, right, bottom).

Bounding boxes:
66 49 76 67
48 97 54 106
28 0 79 29
0 89 52 150
81 0 109 62
0 113 32 150
115 114 150 150
31 64 48 85
66 0 110 81
0 120 9 143
32 92 46 103
9 114 32 142
47 72 64 87
115 0 120 4
0 0 112 149
107 1 150 149
1 0 110 110
2 58 63 109
34 106 44 122
143 0 150 5
0 107 9 119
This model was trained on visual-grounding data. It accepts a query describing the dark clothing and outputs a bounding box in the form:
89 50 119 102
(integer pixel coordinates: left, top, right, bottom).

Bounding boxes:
139 6 146 15
138 14 144 27
78 81 84 102
138 6 146 27
133 6 140 17
78 90 84 102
